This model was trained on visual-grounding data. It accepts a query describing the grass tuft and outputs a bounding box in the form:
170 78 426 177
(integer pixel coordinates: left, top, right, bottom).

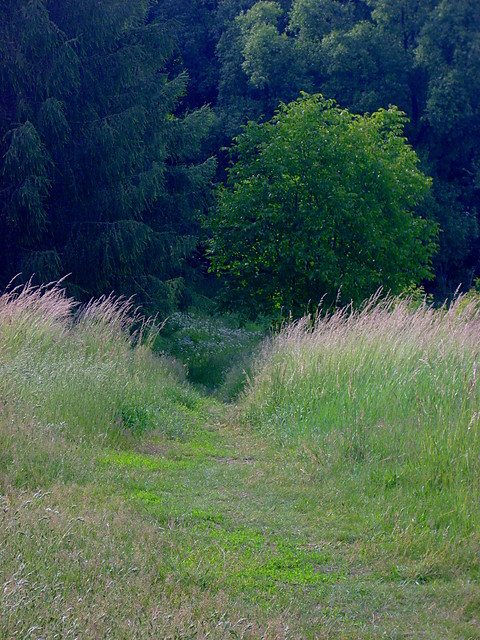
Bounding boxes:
0 282 203 450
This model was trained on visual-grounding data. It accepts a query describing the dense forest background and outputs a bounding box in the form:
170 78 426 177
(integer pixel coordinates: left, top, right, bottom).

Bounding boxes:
1 0 479 316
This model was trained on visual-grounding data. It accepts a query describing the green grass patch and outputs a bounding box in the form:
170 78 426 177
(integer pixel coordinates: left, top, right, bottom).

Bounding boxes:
101 450 199 472
1 285 480 638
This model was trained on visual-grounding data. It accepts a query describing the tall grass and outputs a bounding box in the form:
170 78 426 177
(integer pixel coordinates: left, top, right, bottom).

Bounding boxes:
0 282 202 448
241 294 480 563
1 284 479 636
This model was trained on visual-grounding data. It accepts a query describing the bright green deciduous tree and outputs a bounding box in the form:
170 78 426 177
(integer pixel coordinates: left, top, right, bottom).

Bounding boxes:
208 94 438 316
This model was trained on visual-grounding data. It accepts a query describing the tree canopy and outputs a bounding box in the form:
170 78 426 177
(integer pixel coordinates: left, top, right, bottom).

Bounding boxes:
1 0 478 314
208 94 438 315
0 0 215 313
210 0 480 299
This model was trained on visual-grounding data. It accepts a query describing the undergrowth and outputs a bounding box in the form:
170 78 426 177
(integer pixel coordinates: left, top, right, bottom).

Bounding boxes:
153 312 266 396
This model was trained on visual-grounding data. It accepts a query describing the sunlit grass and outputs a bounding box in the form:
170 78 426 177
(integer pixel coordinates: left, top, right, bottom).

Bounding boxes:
0 281 209 447
241 294 480 578
1 283 479 638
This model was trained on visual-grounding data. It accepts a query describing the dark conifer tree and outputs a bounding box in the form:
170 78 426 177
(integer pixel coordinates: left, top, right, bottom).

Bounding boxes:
0 0 215 313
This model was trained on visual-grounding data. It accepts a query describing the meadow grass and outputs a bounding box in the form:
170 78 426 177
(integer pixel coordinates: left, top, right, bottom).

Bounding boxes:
153 312 266 396
0 282 209 446
241 294 480 580
1 284 479 638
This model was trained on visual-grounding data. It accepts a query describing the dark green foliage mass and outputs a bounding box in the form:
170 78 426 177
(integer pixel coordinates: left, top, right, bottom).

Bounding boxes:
1 0 478 314
208 94 437 315
209 0 480 300
151 0 220 110
416 0 480 292
0 0 215 313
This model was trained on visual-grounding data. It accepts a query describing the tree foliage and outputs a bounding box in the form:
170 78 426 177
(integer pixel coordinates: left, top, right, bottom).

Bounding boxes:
208 94 437 315
1 0 478 312
210 0 480 299
0 0 215 313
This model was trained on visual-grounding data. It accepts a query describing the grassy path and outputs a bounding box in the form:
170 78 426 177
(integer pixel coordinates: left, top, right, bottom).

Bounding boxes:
2 406 478 639
1 288 479 638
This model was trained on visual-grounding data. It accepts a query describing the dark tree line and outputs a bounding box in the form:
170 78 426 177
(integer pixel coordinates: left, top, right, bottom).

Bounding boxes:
1 0 479 314
0 0 215 313
158 0 480 300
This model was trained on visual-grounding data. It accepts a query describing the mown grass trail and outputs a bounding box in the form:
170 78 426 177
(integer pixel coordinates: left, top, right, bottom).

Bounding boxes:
1 285 479 638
